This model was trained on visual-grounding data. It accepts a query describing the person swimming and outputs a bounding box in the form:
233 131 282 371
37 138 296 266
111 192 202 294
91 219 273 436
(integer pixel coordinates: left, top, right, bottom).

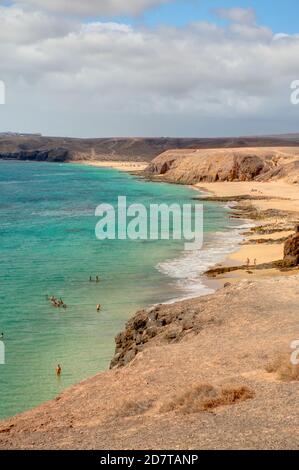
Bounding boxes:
0 333 4 340
56 364 62 376
96 304 101 312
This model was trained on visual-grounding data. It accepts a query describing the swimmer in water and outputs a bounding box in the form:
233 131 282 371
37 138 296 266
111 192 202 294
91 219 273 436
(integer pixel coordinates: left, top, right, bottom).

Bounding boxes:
96 304 101 312
56 364 62 376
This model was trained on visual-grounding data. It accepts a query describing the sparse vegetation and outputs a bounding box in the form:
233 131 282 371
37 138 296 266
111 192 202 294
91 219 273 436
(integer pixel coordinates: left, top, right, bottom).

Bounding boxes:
160 383 254 414
266 354 299 381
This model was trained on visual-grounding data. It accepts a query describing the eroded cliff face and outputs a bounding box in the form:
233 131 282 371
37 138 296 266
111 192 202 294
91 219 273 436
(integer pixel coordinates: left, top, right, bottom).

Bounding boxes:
0 148 69 162
110 300 220 369
145 147 299 184
284 226 299 267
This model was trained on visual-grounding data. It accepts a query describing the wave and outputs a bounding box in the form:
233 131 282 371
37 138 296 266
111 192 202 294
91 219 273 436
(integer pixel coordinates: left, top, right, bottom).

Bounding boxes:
156 222 253 302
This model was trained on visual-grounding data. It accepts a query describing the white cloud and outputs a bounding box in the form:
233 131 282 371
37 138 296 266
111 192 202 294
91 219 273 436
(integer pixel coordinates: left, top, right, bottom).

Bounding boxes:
5 0 170 16
0 5 299 137
215 8 256 25
0 6 74 43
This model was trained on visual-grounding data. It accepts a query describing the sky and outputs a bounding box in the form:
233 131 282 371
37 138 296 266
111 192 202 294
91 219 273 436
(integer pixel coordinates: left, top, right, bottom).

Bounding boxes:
0 0 298 138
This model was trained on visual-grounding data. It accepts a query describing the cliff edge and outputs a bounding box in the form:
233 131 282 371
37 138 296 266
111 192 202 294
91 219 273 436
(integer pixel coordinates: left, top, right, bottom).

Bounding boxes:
145 147 299 184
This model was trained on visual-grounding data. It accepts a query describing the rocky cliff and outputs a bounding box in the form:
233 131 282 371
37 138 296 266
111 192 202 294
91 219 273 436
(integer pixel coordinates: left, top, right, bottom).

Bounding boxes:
284 225 299 267
0 148 69 162
2 133 299 164
145 147 299 184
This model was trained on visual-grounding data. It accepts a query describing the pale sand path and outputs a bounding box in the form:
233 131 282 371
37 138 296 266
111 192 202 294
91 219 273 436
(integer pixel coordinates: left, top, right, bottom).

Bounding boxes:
76 160 148 172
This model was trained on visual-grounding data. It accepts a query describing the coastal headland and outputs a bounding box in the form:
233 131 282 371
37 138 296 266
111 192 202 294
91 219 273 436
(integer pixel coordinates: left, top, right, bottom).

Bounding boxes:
0 137 299 449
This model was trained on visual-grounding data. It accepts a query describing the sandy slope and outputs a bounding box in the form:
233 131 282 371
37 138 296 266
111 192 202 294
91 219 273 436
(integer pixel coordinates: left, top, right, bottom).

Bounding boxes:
0 276 299 450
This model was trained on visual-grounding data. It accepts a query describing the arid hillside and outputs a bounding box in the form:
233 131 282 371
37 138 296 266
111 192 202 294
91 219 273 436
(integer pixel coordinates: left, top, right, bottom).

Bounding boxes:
2 134 299 163
145 147 299 184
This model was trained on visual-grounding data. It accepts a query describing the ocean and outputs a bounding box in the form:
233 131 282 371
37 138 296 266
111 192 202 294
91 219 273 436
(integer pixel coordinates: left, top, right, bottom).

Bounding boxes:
0 160 245 419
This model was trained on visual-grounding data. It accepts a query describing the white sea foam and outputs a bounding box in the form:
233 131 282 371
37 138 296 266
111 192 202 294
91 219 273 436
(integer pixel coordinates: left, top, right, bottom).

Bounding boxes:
157 222 254 302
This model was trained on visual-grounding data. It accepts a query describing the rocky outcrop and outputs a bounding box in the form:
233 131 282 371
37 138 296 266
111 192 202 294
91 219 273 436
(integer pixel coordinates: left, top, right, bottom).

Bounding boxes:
145 147 299 184
110 300 219 368
284 225 299 266
0 148 69 162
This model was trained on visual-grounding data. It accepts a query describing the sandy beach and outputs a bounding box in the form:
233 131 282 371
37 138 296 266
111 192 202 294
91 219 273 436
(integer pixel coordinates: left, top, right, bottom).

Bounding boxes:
196 181 299 213
193 181 299 285
76 160 148 172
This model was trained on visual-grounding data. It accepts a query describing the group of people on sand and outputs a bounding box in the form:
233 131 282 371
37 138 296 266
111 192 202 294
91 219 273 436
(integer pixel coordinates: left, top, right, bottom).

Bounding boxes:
48 296 67 309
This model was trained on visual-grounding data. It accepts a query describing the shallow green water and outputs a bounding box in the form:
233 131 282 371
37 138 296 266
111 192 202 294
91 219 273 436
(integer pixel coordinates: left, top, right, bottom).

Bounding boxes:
0 161 243 419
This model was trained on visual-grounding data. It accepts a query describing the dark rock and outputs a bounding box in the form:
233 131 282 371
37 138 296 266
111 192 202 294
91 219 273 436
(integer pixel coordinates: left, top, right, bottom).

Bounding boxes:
123 349 137 366
0 148 69 162
147 326 159 338
110 353 121 369
284 228 299 267
133 312 148 331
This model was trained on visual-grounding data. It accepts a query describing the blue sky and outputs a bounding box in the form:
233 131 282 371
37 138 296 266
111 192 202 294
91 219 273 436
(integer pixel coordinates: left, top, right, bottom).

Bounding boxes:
103 0 299 34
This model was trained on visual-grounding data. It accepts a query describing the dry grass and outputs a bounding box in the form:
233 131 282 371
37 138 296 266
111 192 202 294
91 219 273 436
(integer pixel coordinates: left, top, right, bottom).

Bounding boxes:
160 383 254 414
115 399 154 418
266 353 299 382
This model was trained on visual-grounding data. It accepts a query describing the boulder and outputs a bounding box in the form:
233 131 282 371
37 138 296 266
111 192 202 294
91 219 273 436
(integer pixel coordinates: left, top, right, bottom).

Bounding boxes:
283 225 299 266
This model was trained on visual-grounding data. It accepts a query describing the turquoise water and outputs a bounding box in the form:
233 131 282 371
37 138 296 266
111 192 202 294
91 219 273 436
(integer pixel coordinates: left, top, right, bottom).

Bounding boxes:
0 161 243 420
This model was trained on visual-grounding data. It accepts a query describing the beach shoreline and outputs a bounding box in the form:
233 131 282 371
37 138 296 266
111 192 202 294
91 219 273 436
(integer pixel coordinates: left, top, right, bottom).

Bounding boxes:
1 166 299 449
75 160 148 172
77 161 247 304
193 181 299 286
